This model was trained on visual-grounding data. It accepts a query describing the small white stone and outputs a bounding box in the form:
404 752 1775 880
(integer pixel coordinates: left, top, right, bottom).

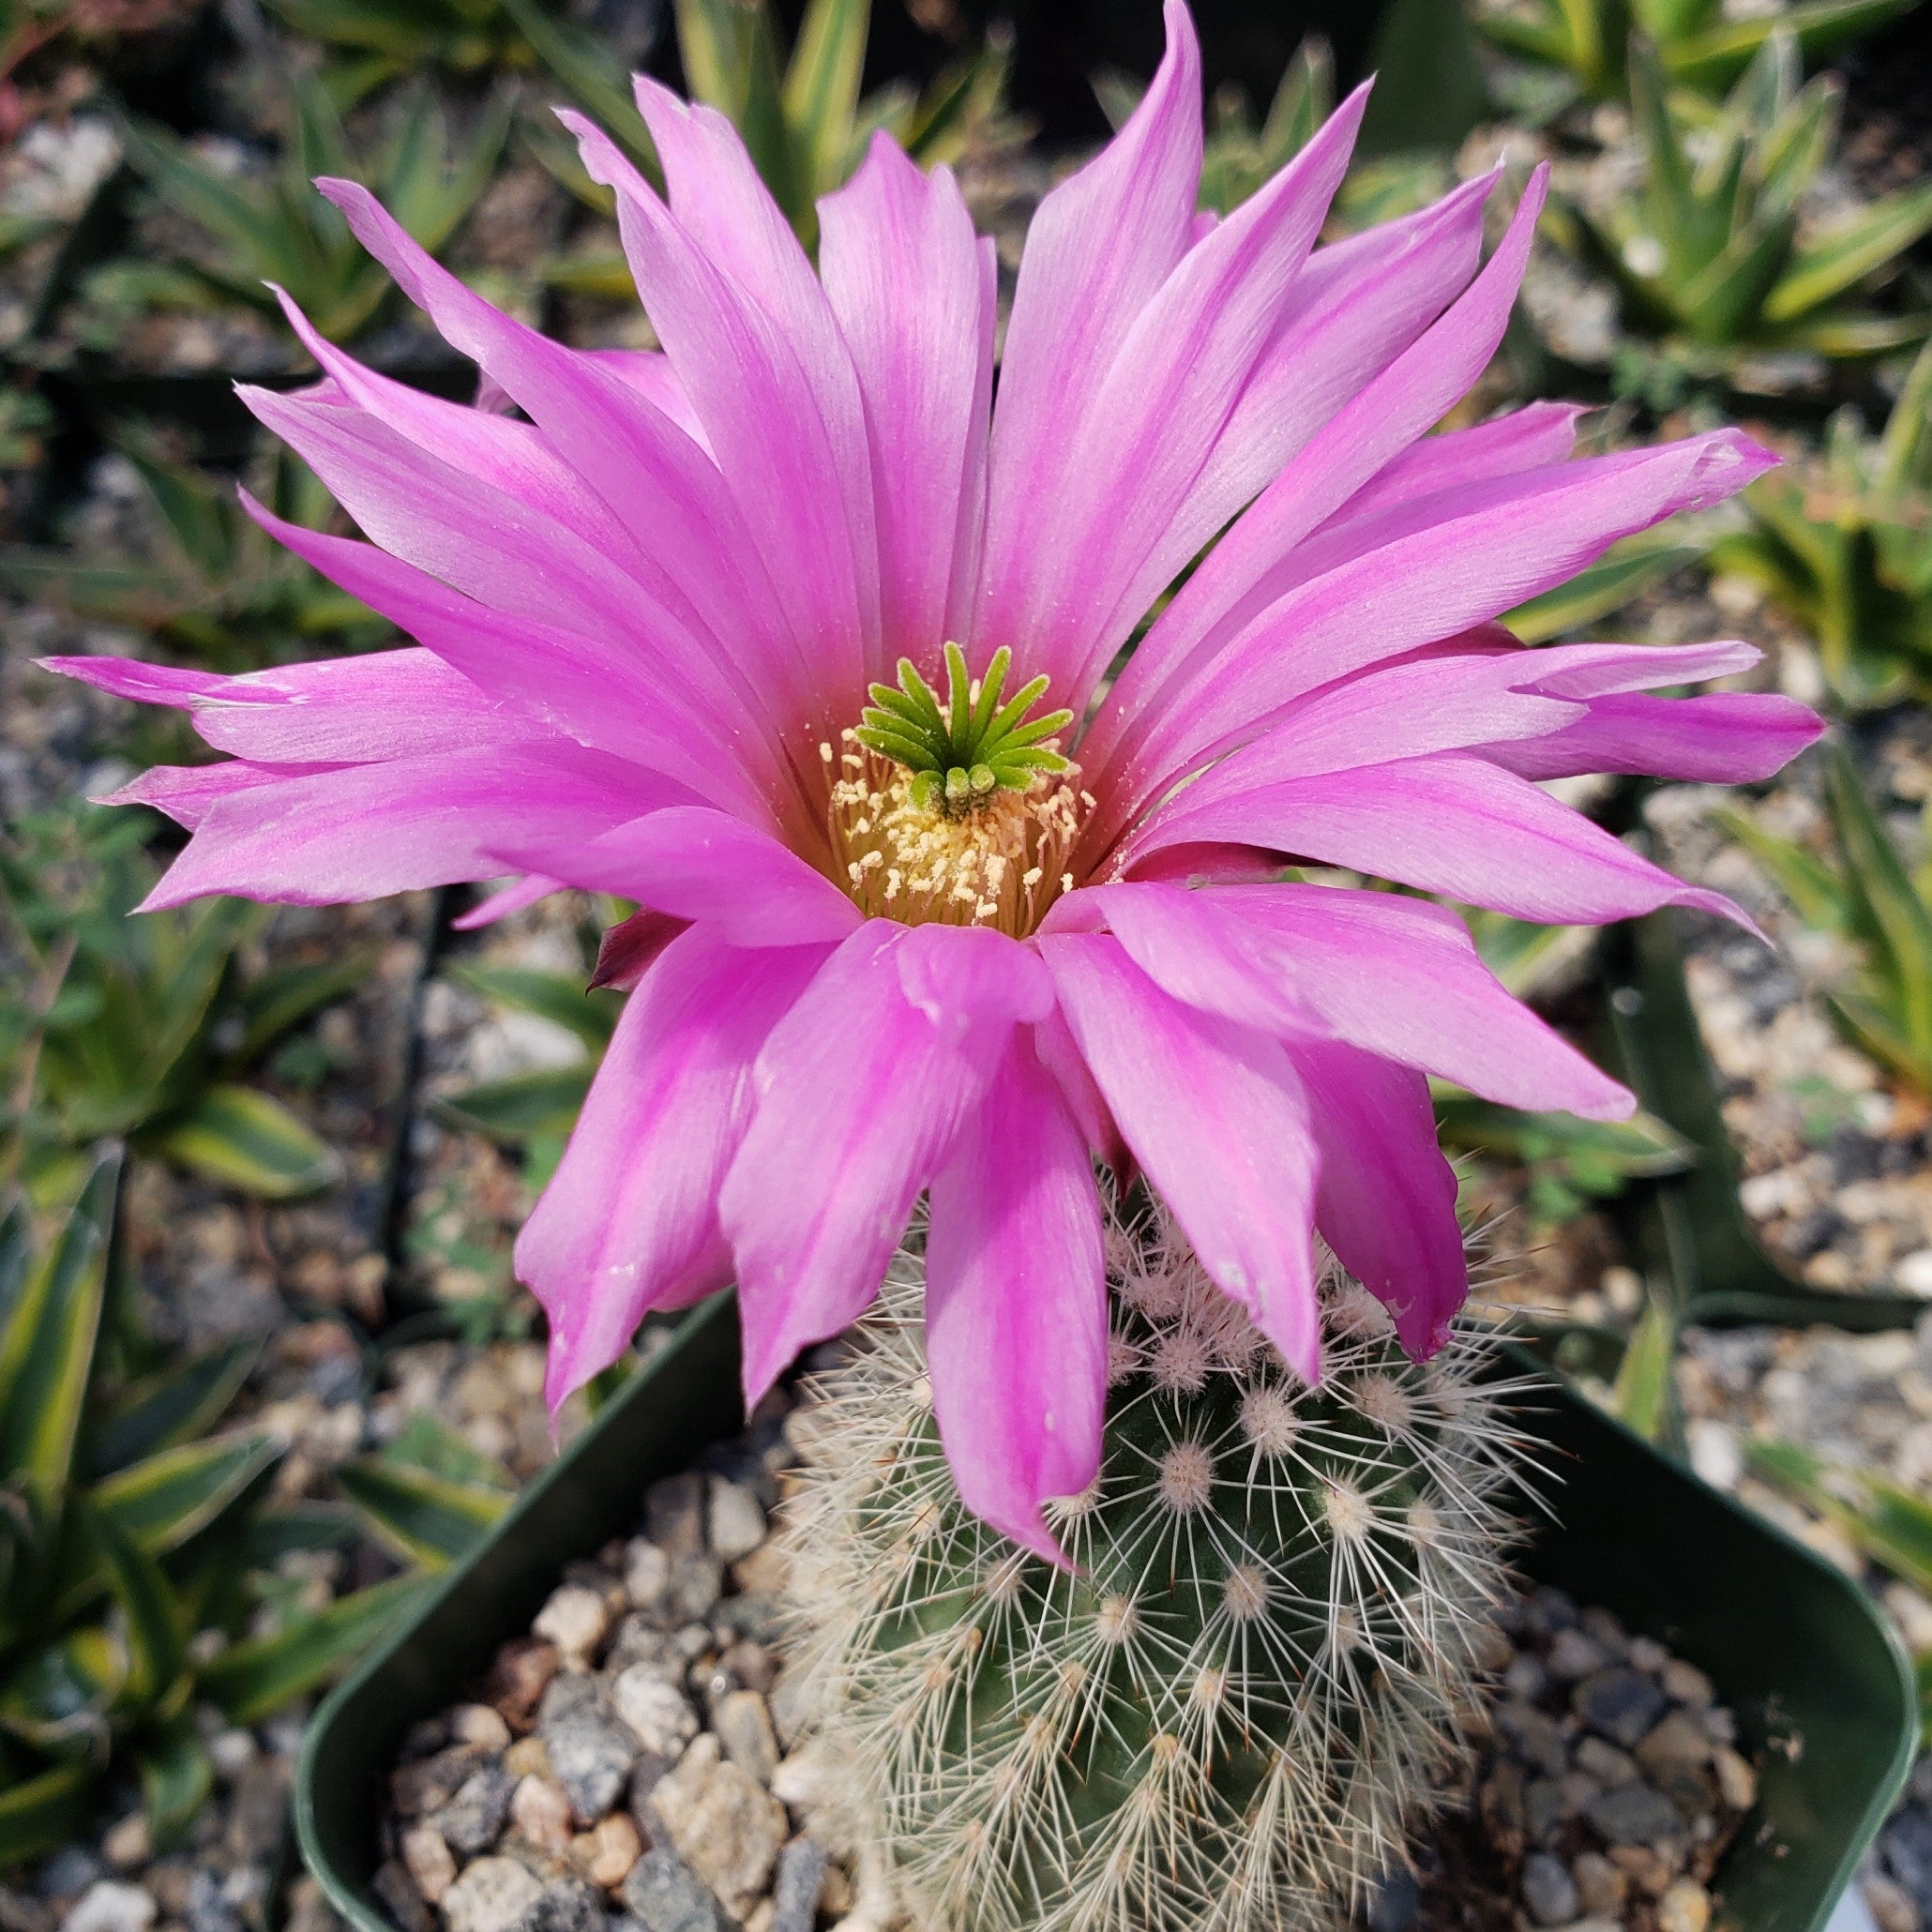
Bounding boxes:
450 1703 513 1751
1686 1420 1743 1493
508 1775 573 1859
207 1728 259 1780
707 1479 767 1564
441 1857 544 1932
61 1882 156 1932
1896 1248 1932 1299
532 1582 611 1663
612 1665 699 1757
100 1814 150 1871
623 1537 671 1609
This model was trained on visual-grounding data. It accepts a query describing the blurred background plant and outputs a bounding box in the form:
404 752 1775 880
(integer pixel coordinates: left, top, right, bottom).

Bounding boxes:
1710 338 1932 708
0 1153 515 1863
0 801 357 1210
1542 34 1932 403
1716 739 1932 1100
0 430 392 671
1473 0 1917 113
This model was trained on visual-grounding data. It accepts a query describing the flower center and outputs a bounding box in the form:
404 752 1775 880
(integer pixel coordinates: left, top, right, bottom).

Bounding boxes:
823 642 1090 936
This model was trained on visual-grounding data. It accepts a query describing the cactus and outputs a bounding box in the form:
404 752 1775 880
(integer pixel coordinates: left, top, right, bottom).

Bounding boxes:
780 1199 1535 1932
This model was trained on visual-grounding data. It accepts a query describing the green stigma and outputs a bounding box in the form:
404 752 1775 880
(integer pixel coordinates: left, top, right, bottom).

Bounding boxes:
853 641 1075 819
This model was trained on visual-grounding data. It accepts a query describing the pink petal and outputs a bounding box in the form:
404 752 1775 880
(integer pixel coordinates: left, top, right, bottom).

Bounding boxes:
40 656 225 707
239 493 775 819
1040 930 1322 1380
1489 690 1822 781
1079 880 1632 1119
315 179 799 717
722 923 1046 1405
138 747 692 910
925 1033 1108 1563
1183 170 1496 541
1031 1001 1130 1181
576 350 712 452
1130 753 1752 934
974 0 1202 675
1325 399 1587 526
517 928 827 1411
990 83 1370 709
60 647 547 764
818 132 995 662
498 806 861 946
1286 1038 1466 1357
564 112 876 713
1082 168 1547 821
1128 651 1583 822
453 875 566 929
270 284 648 566
101 760 329 830
1104 430 1778 826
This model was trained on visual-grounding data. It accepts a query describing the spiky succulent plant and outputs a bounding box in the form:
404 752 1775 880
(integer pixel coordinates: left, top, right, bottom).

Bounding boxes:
779 1201 1534 1932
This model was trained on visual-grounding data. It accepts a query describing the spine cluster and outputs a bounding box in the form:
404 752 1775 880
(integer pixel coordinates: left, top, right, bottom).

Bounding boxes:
778 1203 1537 1932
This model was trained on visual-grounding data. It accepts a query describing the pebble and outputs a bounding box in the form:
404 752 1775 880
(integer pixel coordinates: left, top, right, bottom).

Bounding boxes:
768 1842 826 1932
707 1481 766 1565
586 1816 643 1890
400 1829 457 1906
624 1540 671 1611
537 1677 640 1823
439 1859 542 1932
1521 1851 1578 1925
452 1706 514 1752
712 1691 779 1786
99 1819 150 1874
619 1849 725 1932
1587 1783 1685 1849
510 1777 574 1859
1548 1629 1609 1681
1572 1851 1627 1913
532 1584 612 1665
526 1879 600 1932
1574 1669 1668 1750
1655 1879 1712 1932
613 1667 700 1758
437 1766 517 1857
1497 1700 1569 1777
648 1736 789 1918
1660 1661 1714 1709
646 1475 706 1559
666 1556 724 1624
486 1640 559 1731
60 1885 155 1932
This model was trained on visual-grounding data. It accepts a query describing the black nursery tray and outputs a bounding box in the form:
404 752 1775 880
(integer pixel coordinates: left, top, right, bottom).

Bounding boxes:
295 1293 1917 1932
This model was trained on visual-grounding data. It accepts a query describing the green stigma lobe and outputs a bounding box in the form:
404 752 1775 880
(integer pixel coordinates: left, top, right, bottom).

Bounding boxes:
854 642 1073 815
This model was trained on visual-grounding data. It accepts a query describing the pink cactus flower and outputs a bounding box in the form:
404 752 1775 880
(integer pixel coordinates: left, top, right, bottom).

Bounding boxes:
49 0 1818 1559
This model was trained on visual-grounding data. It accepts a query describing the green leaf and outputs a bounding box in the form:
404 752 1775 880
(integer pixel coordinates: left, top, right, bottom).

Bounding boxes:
235 958 366 1064
1665 0 1918 90
1713 805 1847 930
1611 1295 1680 1443
200 1573 430 1725
1434 1093 1696 1178
90 1433 282 1561
1746 1437 1932 1594
149 1084 343 1199
336 1457 509 1570
139 1713 214 1847
1825 741 1932 1057
431 1064 596 1144
1504 536 1704 641
0 1624 123 1752
1765 179 1932 325
85 1338 257 1477
383 1411 513 1490
446 962 615 1049
0 1154 117 1502
87 1503 186 1714
499 0 659 176
0 1759 96 1864
783 0 868 198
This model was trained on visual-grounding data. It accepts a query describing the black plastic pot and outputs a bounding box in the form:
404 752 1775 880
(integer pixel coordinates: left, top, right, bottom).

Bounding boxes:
295 1292 1918 1932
